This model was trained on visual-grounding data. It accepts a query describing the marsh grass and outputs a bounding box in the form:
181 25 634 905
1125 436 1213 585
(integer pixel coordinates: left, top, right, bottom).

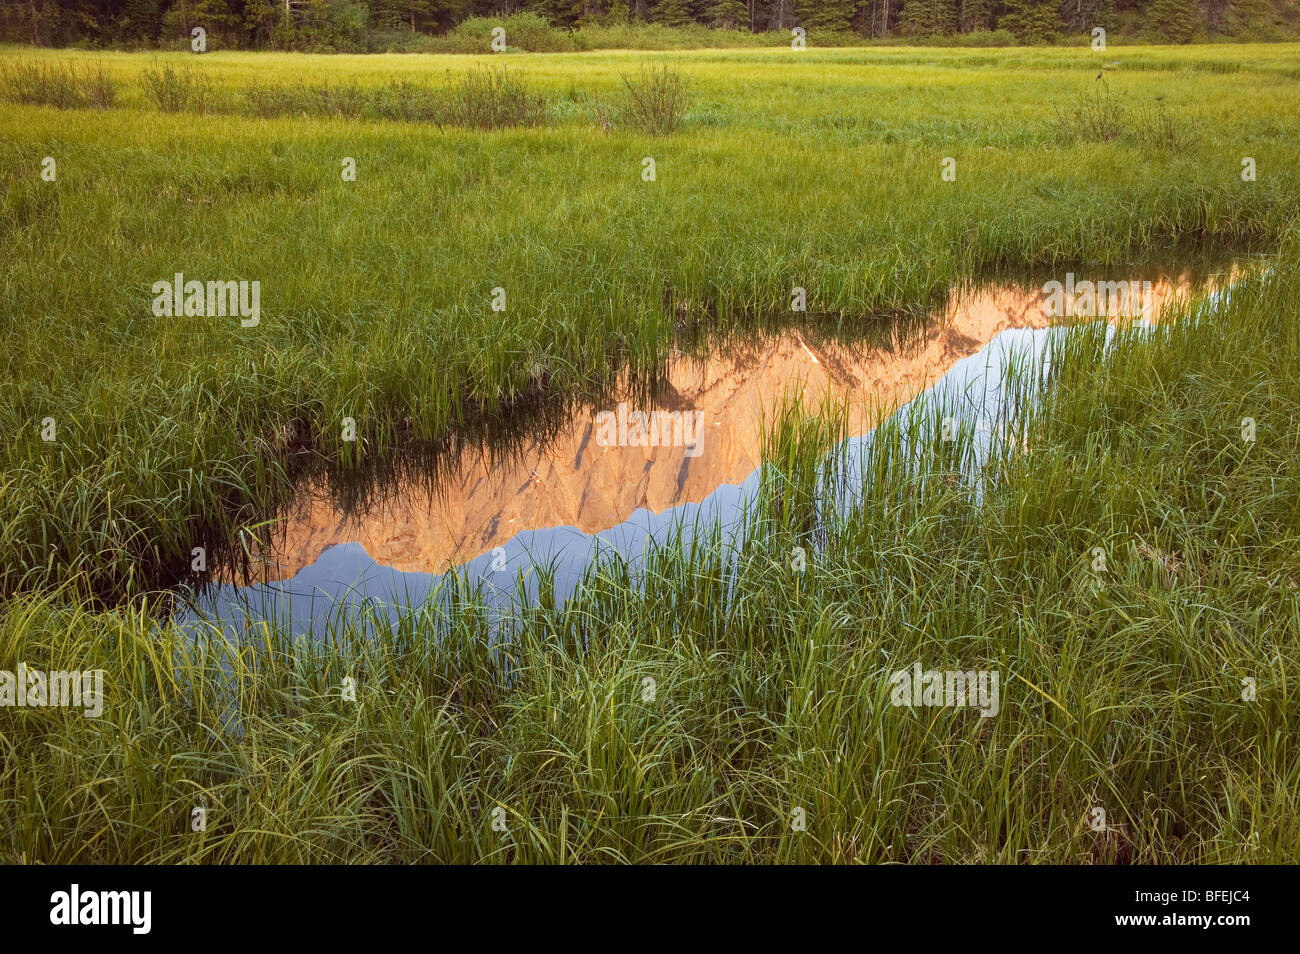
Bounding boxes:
368 79 447 123
245 80 373 119
1133 97 1201 151
141 63 215 113
619 63 691 135
0 60 115 109
242 69 543 128
0 42 1297 866
1052 81 1200 151
2 258 1297 863
1053 81 1128 143
758 390 848 541
0 47 1297 600
448 66 547 129
244 78 444 123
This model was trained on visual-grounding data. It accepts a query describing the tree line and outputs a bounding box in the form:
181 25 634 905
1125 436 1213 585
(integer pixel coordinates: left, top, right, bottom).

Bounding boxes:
0 0 1286 48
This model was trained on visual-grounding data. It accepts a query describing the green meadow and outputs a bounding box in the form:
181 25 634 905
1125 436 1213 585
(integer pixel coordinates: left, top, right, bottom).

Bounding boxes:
0 44 1298 863
3 44 1299 595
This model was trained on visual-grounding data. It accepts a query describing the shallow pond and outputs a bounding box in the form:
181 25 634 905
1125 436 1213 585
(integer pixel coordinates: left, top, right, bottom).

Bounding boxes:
178 265 1246 639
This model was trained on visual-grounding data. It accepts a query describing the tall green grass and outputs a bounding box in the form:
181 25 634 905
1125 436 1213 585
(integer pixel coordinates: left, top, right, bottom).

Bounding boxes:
2 251 1296 863
140 62 214 113
244 68 546 128
618 63 692 135
0 45 1297 601
0 59 114 109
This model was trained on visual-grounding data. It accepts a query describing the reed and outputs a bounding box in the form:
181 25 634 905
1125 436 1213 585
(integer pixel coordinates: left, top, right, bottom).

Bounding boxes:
2 252 1296 862
1 45 1296 599
0 59 115 109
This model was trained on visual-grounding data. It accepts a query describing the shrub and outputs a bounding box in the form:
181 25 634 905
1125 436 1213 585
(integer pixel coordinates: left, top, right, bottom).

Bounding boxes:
246 81 370 119
363 28 430 53
141 63 214 112
445 66 547 129
370 80 444 123
1134 97 1201 151
80 63 116 108
1052 81 1126 143
619 63 692 135
1050 83 1199 151
437 13 579 53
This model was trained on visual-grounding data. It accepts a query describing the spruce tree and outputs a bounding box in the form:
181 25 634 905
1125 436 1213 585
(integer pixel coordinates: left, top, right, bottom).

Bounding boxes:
960 0 992 32
120 0 162 43
997 0 1060 43
702 0 749 28
898 0 957 37
651 0 694 25
800 0 859 33
1148 0 1198 43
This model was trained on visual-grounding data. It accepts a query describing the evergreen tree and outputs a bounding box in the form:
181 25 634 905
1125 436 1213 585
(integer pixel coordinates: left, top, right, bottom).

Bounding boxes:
857 0 897 38
651 0 693 25
368 0 446 31
799 0 858 32
898 0 956 37
0 0 1283 48
1057 0 1115 33
1148 0 1198 42
189 0 243 44
959 0 992 32
526 0 586 26
120 0 163 42
701 0 747 28
997 0 1060 43
766 0 797 29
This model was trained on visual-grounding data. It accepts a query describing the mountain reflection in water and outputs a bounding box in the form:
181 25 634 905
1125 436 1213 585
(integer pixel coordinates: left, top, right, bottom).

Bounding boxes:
252 275 1203 580
181 268 1240 639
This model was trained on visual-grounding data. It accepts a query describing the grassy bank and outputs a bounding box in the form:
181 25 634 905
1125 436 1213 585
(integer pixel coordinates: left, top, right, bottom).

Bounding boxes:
2 45 1298 598
3 243 1297 863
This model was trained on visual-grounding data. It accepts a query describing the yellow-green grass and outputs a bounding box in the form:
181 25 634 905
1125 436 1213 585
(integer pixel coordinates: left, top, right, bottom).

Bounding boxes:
1 44 1298 598
2 249 1296 863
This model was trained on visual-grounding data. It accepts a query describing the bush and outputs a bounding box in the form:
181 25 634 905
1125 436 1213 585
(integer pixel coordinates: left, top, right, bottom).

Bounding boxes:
1050 83 1200 151
81 63 116 107
619 62 692 135
1134 97 1201 151
368 79 447 123
363 28 431 53
446 66 547 129
1051 82 1127 142
246 81 370 119
583 22 786 49
327 0 370 47
141 63 214 112
437 13 579 53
